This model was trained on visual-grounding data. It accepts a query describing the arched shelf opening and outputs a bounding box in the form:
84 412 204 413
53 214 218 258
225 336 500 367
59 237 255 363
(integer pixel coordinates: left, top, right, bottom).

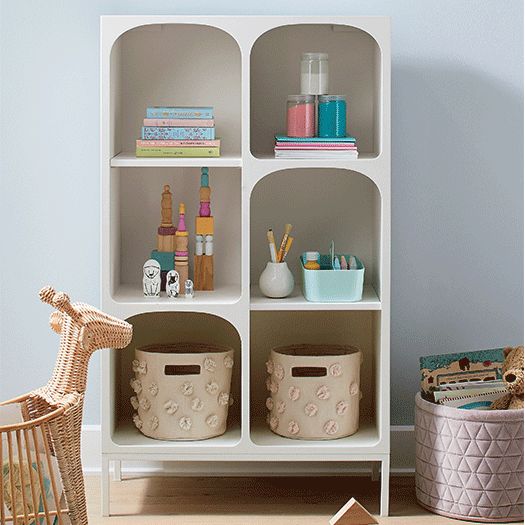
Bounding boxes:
250 24 382 159
250 168 382 297
250 310 380 447
109 166 242 301
110 311 242 447
109 24 241 158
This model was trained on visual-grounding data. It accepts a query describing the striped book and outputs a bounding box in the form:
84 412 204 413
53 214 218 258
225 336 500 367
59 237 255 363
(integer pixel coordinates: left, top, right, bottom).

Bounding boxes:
143 118 214 127
142 127 216 140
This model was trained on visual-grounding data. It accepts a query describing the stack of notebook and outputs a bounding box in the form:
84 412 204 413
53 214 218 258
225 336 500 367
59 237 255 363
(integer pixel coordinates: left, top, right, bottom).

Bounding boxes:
136 106 220 157
274 135 358 159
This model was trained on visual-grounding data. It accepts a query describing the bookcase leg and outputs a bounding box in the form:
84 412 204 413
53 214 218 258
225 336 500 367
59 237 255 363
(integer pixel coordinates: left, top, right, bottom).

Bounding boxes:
102 456 111 516
380 457 390 517
113 459 122 482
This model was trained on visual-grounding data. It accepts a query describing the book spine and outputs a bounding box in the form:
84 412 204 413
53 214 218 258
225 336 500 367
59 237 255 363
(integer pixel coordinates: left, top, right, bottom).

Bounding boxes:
143 119 215 127
146 107 214 119
136 139 220 148
141 127 216 140
275 145 358 150
136 147 220 158
275 135 356 143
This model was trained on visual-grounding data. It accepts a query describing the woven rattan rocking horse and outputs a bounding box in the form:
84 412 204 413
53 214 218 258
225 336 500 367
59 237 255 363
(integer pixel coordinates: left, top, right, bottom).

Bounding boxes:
0 286 132 525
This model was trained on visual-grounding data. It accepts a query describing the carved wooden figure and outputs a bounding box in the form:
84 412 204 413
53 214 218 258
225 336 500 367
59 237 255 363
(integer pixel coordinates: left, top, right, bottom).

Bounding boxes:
161 184 173 226
194 167 214 290
166 270 180 298
185 279 194 298
143 259 161 297
157 184 177 252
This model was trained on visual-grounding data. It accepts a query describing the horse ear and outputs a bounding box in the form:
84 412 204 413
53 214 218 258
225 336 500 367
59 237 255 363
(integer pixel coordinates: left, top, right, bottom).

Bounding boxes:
79 326 94 351
49 311 63 334
40 286 56 305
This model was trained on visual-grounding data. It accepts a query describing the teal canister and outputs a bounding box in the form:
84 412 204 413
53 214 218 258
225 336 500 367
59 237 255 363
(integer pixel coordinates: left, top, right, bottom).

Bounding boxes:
318 95 347 138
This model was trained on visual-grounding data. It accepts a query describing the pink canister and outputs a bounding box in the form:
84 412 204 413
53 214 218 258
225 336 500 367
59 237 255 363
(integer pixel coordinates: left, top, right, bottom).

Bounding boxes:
286 95 315 137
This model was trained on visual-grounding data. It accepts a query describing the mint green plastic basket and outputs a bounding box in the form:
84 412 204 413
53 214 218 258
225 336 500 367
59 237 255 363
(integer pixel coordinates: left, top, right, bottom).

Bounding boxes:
300 254 365 302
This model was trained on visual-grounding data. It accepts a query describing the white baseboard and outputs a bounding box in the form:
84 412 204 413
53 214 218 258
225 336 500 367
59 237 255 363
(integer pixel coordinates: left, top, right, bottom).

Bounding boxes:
82 425 415 475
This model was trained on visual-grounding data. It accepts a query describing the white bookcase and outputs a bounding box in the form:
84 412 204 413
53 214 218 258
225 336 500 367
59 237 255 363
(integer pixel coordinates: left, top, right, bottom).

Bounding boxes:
100 15 391 516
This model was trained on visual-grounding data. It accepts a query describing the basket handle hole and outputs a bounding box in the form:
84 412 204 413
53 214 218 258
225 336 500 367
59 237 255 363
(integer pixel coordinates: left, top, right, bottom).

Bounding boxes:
291 367 327 377
164 365 201 376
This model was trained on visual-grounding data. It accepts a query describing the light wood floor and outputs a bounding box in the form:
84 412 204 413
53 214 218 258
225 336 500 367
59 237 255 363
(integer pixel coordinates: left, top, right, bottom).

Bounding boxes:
84 475 501 524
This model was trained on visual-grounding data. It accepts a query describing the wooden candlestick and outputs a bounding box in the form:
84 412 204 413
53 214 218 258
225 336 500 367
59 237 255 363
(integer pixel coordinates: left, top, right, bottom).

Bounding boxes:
174 202 190 284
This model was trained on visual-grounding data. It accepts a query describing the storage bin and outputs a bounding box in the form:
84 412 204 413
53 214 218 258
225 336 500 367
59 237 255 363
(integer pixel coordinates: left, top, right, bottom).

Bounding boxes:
300 254 364 302
415 393 524 523
130 343 234 441
266 344 361 440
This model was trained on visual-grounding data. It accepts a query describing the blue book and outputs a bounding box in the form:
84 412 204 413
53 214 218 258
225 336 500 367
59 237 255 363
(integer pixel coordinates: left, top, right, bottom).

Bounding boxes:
142 126 216 140
146 106 214 119
275 135 356 142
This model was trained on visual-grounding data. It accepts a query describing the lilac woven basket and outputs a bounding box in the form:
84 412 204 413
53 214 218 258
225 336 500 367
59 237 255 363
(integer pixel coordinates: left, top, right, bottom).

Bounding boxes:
415 393 524 523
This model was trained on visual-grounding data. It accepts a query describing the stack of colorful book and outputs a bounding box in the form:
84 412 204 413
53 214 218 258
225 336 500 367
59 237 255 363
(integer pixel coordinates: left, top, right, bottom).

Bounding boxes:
136 106 220 158
274 135 358 159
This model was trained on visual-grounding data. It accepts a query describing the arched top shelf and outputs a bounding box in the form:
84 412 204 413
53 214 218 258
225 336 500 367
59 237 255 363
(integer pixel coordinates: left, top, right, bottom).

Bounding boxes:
250 166 382 201
251 23 382 56
110 22 241 54
250 167 383 294
249 164 385 197
124 311 242 350
108 23 241 158
250 23 383 160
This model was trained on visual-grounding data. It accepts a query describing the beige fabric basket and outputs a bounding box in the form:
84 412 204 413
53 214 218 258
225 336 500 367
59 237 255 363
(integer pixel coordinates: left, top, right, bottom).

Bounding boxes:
265 344 361 440
131 343 234 441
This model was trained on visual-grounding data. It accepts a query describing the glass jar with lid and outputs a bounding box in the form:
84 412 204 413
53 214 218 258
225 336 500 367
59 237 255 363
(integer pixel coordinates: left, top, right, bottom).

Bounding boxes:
301 52 329 95
286 95 315 138
318 95 347 138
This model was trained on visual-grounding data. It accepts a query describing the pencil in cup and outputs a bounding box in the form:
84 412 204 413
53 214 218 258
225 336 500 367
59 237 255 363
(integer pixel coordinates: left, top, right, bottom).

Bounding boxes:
277 224 293 262
281 236 294 261
267 229 278 262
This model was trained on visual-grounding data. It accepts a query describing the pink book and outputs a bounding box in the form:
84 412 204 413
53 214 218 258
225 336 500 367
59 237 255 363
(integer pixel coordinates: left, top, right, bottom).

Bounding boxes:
143 118 214 127
136 139 220 148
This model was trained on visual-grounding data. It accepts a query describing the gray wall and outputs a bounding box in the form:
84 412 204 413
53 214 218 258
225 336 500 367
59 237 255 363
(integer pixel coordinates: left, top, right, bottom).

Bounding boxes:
1 0 522 425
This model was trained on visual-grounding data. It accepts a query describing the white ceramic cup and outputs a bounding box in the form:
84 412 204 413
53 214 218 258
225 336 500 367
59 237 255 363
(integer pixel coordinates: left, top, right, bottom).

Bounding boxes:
258 262 294 298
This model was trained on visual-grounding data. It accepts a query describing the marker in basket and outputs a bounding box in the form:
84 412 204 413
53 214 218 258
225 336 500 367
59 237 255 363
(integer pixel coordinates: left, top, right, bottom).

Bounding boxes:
333 257 341 270
349 255 358 269
267 229 278 262
281 236 294 261
341 255 348 270
277 223 293 262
